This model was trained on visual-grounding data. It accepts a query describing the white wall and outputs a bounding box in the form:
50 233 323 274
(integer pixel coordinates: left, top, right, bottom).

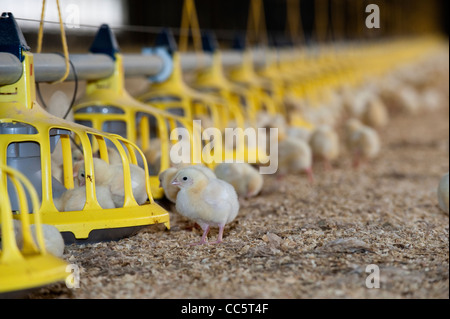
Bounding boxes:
1 0 128 33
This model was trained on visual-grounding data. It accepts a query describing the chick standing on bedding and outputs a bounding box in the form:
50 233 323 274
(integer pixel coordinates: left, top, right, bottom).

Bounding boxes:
309 125 340 171
214 163 264 198
74 158 148 207
277 137 314 183
438 173 449 214
345 119 381 168
361 97 389 129
159 165 216 203
172 167 239 246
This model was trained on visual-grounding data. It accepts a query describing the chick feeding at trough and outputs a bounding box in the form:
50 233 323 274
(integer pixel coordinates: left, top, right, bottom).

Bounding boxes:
73 158 148 207
54 185 116 212
171 167 239 246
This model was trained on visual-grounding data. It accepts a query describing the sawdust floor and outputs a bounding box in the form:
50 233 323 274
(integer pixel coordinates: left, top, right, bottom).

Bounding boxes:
28 106 449 299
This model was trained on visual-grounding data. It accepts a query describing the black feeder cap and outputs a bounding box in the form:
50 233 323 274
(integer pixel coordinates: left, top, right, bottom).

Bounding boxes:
89 24 120 60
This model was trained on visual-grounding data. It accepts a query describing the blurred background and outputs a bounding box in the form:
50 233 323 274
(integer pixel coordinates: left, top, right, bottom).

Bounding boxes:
1 0 448 53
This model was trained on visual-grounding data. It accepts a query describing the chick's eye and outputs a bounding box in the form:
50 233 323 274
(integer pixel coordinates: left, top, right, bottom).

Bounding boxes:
182 177 188 181
81 173 85 178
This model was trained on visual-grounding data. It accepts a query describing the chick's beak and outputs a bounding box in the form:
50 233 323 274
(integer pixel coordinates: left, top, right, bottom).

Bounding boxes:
171 179 181 186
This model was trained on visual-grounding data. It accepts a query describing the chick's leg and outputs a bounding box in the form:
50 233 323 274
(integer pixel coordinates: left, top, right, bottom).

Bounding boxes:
189 225 210 246
209 224 225 245
305 167 315 184
353 151 361 169
323 159 333 172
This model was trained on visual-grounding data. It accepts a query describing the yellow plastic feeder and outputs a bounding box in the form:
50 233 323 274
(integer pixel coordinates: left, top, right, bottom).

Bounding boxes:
138 31 268 165
73 25 199 198
138 53 242 166
193 50 262 125
179 34 271 164
0 14 170 243
138 31 229 133
0 164 68 296
226 48 282 116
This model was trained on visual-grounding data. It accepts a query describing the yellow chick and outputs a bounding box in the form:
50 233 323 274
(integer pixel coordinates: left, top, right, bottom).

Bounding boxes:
54 185 116 212
398 85 421 114
46 90 74 122
309 125 340 170
277 137 314 183
74 158 148 207
342 87 372 118
51 142 84 184
0 220 65 257
361 97 389 129
159 167 180 203
214 163 264 198
159 165 216 203
438 173 449 215
345 119 381 168
172 167 239 246
30 224 65 257
106 146 123 165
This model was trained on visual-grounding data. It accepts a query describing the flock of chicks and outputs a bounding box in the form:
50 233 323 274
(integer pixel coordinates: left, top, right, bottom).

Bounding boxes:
4 46 448 253
154 48 449 245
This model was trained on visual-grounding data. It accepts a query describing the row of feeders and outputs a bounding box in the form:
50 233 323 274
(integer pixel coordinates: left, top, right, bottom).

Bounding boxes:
0 5 445 297
137 30 265 164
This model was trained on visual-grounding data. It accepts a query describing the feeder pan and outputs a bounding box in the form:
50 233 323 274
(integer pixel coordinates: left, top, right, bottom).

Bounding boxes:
0 164 68 297
0 13 170 243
